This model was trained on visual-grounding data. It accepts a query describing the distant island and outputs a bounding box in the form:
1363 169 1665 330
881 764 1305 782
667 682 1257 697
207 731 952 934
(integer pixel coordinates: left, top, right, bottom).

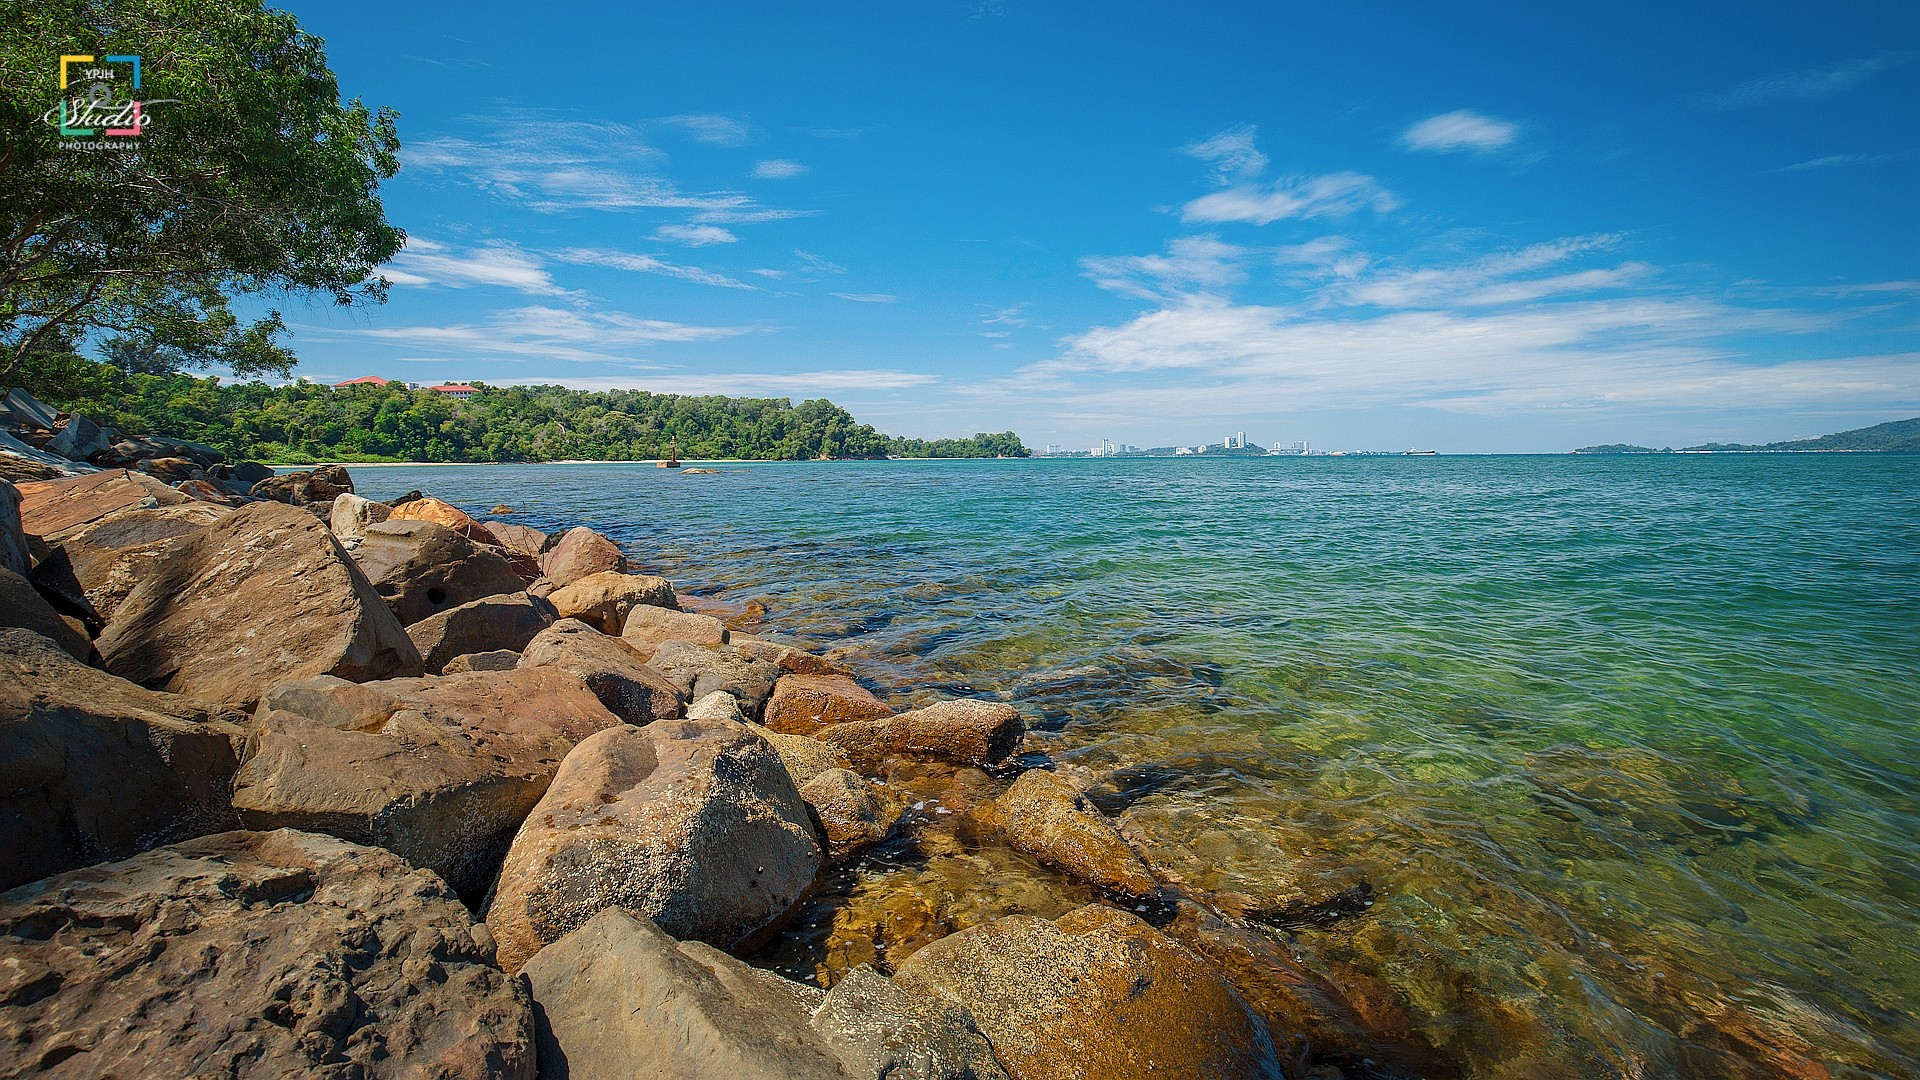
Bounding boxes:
18 352 1028 463
1574 417 1920 454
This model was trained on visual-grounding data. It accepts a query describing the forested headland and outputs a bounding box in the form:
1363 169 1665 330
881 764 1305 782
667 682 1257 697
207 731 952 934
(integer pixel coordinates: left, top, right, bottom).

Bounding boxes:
18 351 1028 463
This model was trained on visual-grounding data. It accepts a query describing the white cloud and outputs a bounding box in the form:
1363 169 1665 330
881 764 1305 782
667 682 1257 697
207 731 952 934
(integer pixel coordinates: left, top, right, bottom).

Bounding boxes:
1703 52 1914 109
1181 172 1398 225
659 114 752 146
795 251 847 275
1338 234 1639 308
693 207 821 224
315 305 757 366
752 159 808 179
1401 110 1519 153
1081 235 1248 301
831 292 900 303
982 304 1029 327
381 238 573 296
496 370 939 394
1775 150 1915 172
653 224 740 246
1184 125 1268 184
553 247 758 290
1274 237 1370 279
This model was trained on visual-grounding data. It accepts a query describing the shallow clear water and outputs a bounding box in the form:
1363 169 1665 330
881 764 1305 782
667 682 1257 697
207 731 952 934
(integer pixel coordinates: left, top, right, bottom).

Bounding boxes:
356 456 1919 1079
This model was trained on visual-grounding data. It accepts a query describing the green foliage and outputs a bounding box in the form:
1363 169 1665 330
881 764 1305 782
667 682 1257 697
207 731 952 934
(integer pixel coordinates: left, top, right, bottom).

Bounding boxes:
0 0 403 382
17 353 1027 462
1683 417 1920 453
1572 444 1670 454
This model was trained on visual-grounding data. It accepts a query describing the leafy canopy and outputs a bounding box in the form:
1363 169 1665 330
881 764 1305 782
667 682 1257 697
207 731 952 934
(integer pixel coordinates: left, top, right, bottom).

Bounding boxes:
0 0 402 383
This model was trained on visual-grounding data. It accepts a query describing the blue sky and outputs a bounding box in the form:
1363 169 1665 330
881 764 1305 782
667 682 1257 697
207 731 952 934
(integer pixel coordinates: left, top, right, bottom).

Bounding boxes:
276 0 1919 452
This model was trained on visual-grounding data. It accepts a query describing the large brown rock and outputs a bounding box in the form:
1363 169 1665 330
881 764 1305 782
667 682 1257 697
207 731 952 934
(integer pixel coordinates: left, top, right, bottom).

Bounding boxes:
388 494 499 544
620 602 727 653
0 568 91 661
973 769 1158 898
486 718 822 973
548 569 678 634
522 908 1006 1080
0 628 247 892
97 501 423 706
485 520 548 561
0 829 536 1079
818 699 1024 770
328 490 391 543
893 904 1283 1080
540 525 628 588
0 478 27 575
350 518 525 626
30 501 228 623
408 591 558 674
518 618 683 724
234 668 621 899
14 468 191 539
646 641 780 715
249 463 353 506
763 673 895 735
802 767 902 859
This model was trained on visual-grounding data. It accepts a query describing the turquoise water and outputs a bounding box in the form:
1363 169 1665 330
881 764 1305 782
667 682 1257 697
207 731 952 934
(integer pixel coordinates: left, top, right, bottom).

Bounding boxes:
356 456 1920 1079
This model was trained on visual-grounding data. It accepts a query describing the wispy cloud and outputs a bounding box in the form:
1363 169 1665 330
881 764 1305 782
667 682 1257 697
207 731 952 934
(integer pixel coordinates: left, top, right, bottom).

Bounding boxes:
1184 125 1269 184
659 113 753 146
1082 235 1248 301
552 248 759 290
382 238 574 296
1181 173 1398 226
1702 52 1914 109
1338 234 1641 308
692 207 821 224
1774 150 1916 172
831 292 900 303
982 304 1029 327
795 251 847 275
653 224 740 246
315 306 758 365
752 159 808 179
1401 110 1519 153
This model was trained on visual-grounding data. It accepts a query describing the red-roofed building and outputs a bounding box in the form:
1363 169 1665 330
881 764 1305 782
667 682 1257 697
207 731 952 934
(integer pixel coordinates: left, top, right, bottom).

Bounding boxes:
332 375 391 388
426 384 479 399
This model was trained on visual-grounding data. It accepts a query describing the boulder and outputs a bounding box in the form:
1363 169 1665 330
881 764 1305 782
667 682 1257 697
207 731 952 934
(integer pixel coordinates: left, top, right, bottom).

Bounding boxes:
548 570 678 633
763 673 895 735
387 494 499 543
518 618 683 724
646 641 779 715
408 592 557 674
108 433 225 466
28 501 228 623
752 722 856 786
14 468 189 539
444 649 523 673
0 568 91 661
0 829 536 1079
98 501 422 707
0 628 247 891
45 412 108 462
249 463 352 506
229 460 275 484
817 699 1025 770
486 718 822 972
733 633 853 676
974 769 1158 898
688 690 748 723
174 477 239 505
0 449 65 483
893 904 1284 1080
522 908 1006 1080
0 387 58 429
328 490 391 543
235 668 622 899
802 767 901 859
540 525 627 588
0 478 28 575
350 518 524 626
486 520 548 561
136 454 203 484
621 603 728 653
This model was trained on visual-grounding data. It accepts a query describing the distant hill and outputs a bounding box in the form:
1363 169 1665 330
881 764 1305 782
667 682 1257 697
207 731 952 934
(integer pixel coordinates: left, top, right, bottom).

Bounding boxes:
1575 417 1920 455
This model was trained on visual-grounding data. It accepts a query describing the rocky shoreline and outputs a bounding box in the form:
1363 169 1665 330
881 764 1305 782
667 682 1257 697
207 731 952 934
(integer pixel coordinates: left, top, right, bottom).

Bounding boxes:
1 387 1411 1079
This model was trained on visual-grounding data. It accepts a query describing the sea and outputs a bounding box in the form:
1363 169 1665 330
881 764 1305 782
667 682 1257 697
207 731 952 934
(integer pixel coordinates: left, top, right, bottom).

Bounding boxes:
353 455 1919 1079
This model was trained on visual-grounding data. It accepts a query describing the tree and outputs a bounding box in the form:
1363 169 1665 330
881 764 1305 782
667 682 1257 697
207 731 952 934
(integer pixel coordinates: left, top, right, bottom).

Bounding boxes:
0 0 402 384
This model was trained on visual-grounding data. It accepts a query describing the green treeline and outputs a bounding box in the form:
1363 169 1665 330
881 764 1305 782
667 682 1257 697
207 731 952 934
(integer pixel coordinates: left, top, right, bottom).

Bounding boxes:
19 352 1029 463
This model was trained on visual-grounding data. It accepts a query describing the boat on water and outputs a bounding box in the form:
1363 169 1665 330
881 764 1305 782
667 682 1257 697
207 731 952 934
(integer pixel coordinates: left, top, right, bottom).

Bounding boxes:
1405 449 1437 455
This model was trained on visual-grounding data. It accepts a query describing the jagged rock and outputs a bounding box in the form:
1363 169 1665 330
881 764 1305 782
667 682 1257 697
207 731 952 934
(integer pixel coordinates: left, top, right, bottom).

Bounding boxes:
98 501 422 707
763 673 895 735
802 767 902 858
548 569 679 634
136 455 202 484
0 387 58 429
249 463 352 507
817 699 1024 770
0 479 27 575
173 477 239 505
107 433 225 467
0 628 247 891
0 449 65 483
444 649 522 674
522 908 1006 1080
518 618 683 724
486 718 822 972
646 641 779 715
974 769 1158 898
328 491 391 543
408 592 557 674
349 519 524 626
1 430 97 478
388 495 499 544
46 412 107 462
0 829 536 1079
620 602 728 654
0 568 91 661
893 904 1284 1080
28 502 228 623
14 468 190 540
540 525 627 588
235 668 621 899
733 633 853 676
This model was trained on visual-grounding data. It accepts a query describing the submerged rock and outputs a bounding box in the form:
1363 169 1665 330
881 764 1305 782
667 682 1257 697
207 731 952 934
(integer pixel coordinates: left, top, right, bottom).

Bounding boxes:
802 767 903 859
0 829 535 1079
407 592 557 674
349 518 524 626
973 769 1158 898
0 628 247 892
818 699 1024 770
763 673 895 735
733 633 853 676
518 618 684 724
549 569 678 633
486 717 822 972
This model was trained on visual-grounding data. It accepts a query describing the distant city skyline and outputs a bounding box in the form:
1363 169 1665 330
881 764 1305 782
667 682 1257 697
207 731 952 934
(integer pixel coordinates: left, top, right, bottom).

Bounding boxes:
269 1 1917 454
